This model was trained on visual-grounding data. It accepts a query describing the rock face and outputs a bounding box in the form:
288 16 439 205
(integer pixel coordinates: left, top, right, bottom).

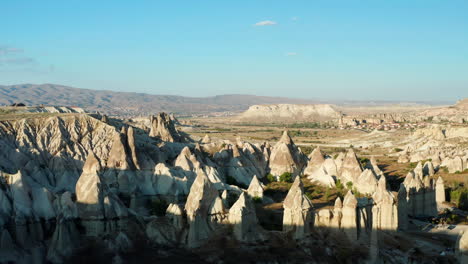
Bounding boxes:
435 177 446 204
185 172 225 248
228 192 262 242
239 104 342 122
282 177 314 240
268 131 307 179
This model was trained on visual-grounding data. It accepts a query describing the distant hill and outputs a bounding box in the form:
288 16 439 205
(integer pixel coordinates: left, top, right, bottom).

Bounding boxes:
0 84 455 116
0 84 320 116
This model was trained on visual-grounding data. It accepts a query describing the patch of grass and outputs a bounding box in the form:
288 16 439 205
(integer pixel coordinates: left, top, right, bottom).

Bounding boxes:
359 157 369 166
279 172 293 183
252 196 263 204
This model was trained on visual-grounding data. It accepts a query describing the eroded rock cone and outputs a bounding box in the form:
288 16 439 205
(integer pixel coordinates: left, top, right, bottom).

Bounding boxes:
76 152 103 219
269 131 307 179
282 176 314 240
436 176 446 204
365 156 383 178
338 149 362 184
174 146 202 172
247 175 264 199
304 147 325 176
185 172 225 248
201 134 211 144
228 192 262 242
372 176 398 231
355 169 378 195
342 190 358 241
397 183 408 231
331 197 343 229
76 152 128 237
423 161 435 176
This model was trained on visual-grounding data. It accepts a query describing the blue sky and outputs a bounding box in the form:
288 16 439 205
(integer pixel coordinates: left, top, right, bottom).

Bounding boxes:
1 0 467 101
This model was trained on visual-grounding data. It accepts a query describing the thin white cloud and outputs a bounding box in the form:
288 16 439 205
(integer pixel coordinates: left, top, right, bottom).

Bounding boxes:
0 46 23 55
291 17 298 21
254 20 277 26
285 52 298 56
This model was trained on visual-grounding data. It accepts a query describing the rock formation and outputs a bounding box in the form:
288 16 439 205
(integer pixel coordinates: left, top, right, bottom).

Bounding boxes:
306 166 336 187
303 147 325 176
239 104 342 122
338 149 363 184
341 191 358 241
354 169 378 194
365 156 383 178
268 131 307 179
456 230 468 263
149 112 184 142
185 172 225 248
372 176 399 231
397 184 408 231
228 192 262 242
282 177 314 240
246 175 264 198
435 177 446 204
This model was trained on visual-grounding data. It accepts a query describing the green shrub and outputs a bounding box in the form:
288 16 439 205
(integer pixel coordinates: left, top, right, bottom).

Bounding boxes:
252 196 262 203
441 166 449 173
279 172 293 183
336 180 344 191
450 187 468 210
346 181 353 189
149 199 168 216
324 187 331 201
394 148 403 152
359 157 369 166
266 173 276 183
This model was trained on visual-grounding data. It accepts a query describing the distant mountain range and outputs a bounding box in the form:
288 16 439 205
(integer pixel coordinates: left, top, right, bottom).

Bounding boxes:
0 84 454 116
